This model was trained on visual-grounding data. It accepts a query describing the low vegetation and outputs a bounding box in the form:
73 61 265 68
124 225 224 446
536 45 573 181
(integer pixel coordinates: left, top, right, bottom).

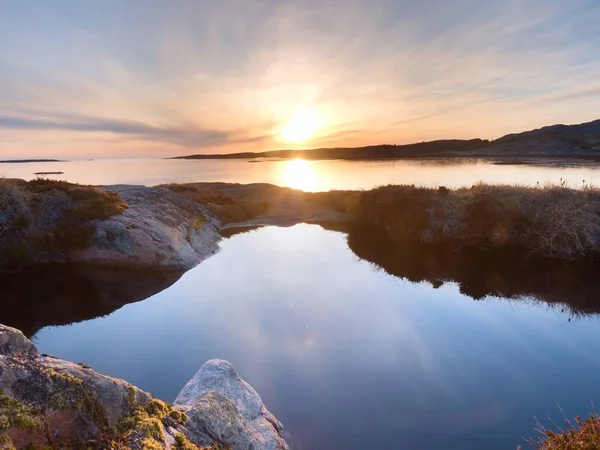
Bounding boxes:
0 390 45 435
165 181 600 260
160 183 273 223
0 381 223 450
533 414 600 449
0 178 127 271
357 183 600 259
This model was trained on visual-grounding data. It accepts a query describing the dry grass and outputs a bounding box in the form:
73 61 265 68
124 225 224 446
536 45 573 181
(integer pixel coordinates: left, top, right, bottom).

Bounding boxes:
0 178 127 271
534 414 600 449
162 181 600 260
359 183 600 259
160 183 270 223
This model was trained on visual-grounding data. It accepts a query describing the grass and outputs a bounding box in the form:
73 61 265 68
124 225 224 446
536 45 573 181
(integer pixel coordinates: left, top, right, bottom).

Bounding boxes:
356 183 600 259
533 414 600 449
0 178 127 271
164 181 600 260
160 183 271 223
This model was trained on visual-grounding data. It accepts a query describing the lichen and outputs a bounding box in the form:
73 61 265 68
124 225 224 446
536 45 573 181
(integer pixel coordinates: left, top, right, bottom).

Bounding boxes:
172 432 231 450
146 399 170 420
45 368 108 428
172 433 197 450
193 217 204 232
0 390 46 433
127 385 138 412
168 410 188 426
0 434 16 450
118 399 171 443
142 437 164 450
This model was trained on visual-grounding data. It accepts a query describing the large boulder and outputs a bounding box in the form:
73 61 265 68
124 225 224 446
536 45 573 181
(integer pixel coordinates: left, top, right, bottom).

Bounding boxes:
0 326 289 450
175 359 289 450
0 325 150 448
70 185 222 271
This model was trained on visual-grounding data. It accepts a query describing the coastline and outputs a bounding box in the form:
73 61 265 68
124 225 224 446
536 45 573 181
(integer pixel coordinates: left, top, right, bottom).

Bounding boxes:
3 179 600 275
0 324 288 450
3 179 600 449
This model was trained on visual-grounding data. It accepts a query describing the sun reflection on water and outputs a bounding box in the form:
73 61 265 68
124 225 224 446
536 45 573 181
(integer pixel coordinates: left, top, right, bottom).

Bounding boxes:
278 159 322 191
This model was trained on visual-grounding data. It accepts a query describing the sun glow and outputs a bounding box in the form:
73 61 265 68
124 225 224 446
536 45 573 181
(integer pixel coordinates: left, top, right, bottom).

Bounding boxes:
279 111 321 143
279 159 320 191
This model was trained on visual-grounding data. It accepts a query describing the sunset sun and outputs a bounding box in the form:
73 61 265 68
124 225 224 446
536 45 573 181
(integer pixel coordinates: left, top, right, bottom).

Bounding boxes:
279 111 320 143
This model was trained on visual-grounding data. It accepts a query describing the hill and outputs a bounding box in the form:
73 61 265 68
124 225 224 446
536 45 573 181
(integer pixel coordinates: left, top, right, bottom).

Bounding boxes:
173 118 600 161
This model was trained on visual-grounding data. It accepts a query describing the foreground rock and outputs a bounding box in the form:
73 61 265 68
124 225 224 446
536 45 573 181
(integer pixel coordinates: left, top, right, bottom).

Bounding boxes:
0 324 289 450
176 360 288 450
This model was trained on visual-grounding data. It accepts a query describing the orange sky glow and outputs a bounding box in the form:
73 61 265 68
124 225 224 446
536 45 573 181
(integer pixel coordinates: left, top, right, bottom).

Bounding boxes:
1 1 599 158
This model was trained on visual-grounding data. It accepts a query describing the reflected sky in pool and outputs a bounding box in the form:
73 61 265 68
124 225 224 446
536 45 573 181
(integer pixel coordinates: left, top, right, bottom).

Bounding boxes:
32 225 600 450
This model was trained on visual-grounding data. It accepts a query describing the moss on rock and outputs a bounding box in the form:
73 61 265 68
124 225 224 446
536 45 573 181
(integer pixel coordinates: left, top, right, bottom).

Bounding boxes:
45 368 108 428
0 391 46 434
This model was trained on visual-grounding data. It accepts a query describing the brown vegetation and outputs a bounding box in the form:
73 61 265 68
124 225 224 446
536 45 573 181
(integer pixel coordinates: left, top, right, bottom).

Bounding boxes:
0 178 127 271
357 183 600 260
534 414 600 449
165 181 600 260
160 183 274 223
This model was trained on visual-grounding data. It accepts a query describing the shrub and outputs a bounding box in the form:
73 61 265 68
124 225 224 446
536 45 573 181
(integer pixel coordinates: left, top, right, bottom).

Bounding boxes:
0 179 128 271
535 414 600 449
161 184 269 224
355 183 600 259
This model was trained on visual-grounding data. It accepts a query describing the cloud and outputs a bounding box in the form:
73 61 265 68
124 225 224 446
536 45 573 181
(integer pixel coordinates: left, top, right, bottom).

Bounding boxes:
0 0 599 157
0 112 270 147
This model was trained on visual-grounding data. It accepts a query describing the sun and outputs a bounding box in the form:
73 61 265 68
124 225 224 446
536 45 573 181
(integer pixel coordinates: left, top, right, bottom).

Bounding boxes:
279 111 320 143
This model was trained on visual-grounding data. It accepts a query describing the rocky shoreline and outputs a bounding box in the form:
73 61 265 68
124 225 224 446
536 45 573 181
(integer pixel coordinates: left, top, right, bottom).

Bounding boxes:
0 324 289 450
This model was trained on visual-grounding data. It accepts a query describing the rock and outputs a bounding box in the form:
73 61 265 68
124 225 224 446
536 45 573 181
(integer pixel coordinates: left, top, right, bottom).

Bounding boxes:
175 359 288 450
41 356 151 427
0 326 151 447
70 185 222 271
1 327 288 450
0 325 37 355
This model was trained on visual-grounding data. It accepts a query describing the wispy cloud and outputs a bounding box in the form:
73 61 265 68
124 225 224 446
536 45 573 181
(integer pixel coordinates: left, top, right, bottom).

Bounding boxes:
0 112 268 147
0 0 599 157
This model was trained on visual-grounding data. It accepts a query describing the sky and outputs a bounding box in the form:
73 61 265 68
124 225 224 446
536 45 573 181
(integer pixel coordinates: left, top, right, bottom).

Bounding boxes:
1 0 599 159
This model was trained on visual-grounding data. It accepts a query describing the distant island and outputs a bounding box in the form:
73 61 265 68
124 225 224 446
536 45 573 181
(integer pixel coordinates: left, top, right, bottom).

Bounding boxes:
173 118 600 161
0 159 62 164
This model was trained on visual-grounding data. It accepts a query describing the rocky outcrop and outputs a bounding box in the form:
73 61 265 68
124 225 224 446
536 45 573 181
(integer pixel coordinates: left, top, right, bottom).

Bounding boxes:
175 360 288 450
0 324 36 355
0 325 289 450
70 185 222 271
0 325 151 447
0 180 223 274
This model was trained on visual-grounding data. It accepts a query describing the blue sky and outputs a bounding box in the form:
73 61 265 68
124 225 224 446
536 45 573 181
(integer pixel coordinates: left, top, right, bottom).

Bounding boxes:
1 0 599 158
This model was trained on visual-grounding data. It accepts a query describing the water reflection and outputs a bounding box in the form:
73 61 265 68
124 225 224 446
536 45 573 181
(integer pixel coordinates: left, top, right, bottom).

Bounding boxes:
2 158 600 191
0 265 183 337
278 159 322 191
342 223 600 316
2 225 600 450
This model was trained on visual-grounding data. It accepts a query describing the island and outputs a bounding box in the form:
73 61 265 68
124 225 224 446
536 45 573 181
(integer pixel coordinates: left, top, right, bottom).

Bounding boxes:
0 159 62 164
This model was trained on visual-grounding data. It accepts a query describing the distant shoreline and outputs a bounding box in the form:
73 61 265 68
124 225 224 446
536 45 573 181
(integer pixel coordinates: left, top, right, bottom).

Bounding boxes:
171 153 600 165
171 117 600 162
0 159 62 164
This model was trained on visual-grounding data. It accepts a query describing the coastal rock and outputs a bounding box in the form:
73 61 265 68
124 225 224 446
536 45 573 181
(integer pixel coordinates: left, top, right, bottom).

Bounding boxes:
70 185 222 271
175 359 288 450
0 325 150 446
0 326 289 450
0 324 36 355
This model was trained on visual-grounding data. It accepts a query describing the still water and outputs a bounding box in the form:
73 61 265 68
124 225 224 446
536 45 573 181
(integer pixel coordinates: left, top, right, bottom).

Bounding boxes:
11 224 600 450
2 157 600 190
